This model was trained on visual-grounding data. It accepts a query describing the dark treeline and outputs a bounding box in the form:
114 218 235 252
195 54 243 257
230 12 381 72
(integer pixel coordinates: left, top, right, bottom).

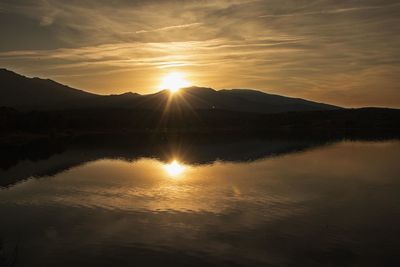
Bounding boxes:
0 106 399 134
1 106 399 138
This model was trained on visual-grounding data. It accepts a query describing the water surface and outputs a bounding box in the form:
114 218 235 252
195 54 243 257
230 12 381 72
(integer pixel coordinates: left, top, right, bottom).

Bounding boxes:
0 139 399 266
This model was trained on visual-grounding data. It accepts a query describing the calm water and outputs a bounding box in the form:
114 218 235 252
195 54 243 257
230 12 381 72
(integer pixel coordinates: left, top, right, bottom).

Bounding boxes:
0 139 399 266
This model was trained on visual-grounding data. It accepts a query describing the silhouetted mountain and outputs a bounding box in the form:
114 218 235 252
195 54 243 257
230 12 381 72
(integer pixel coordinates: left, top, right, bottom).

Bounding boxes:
0 68 96 108
0 69 339 113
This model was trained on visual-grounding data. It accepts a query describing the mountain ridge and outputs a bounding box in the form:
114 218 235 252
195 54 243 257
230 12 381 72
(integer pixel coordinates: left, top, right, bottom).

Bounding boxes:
0 68 340 113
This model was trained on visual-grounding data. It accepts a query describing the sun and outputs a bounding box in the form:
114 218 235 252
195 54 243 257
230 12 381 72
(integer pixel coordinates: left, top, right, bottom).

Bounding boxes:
159 72 190 93
164 160 186 177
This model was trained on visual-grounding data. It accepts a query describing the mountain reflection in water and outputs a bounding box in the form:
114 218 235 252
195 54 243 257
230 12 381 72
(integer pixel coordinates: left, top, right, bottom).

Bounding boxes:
0 137 399 267
0 135 328 187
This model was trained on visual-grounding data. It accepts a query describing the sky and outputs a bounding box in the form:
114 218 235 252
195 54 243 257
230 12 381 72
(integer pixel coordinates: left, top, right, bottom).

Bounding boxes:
0 0 399 107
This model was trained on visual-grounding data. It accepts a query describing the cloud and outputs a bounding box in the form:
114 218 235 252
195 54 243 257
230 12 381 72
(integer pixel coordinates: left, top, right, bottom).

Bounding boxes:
259 2 400 18
135 22 202 34
0 0 400 107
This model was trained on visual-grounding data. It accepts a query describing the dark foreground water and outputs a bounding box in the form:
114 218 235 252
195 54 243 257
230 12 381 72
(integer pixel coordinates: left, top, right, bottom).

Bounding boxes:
0 139 399 266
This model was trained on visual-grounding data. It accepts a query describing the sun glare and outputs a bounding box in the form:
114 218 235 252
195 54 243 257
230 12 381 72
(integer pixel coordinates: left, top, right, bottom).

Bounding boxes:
164 160 186 177
159 72 190 93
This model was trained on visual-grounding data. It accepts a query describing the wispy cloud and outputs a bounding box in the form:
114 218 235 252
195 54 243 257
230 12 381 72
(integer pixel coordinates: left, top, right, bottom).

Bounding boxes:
259 3 400 18
135 22 202 34
0 0 399 107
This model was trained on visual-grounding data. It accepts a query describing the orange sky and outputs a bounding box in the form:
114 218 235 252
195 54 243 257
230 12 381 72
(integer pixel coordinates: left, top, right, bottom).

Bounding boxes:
1 0 400 107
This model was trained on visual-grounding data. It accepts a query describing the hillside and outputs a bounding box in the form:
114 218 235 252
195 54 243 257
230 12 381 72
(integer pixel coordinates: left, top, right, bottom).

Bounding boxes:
0 69 340 113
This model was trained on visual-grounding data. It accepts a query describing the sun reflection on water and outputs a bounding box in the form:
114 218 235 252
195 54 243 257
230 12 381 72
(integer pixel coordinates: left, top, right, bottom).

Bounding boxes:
164 160 186 177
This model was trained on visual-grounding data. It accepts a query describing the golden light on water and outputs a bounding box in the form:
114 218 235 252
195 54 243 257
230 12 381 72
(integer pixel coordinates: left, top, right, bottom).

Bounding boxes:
164 160 186 177
159 72 190 93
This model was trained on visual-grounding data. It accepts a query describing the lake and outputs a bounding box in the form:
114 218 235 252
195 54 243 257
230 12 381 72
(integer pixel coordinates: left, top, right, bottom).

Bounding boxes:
0 138 399 266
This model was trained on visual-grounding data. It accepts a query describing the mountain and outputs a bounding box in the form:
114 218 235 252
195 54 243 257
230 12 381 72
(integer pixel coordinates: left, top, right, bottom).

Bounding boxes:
0 68 96 108
0 68 340 113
